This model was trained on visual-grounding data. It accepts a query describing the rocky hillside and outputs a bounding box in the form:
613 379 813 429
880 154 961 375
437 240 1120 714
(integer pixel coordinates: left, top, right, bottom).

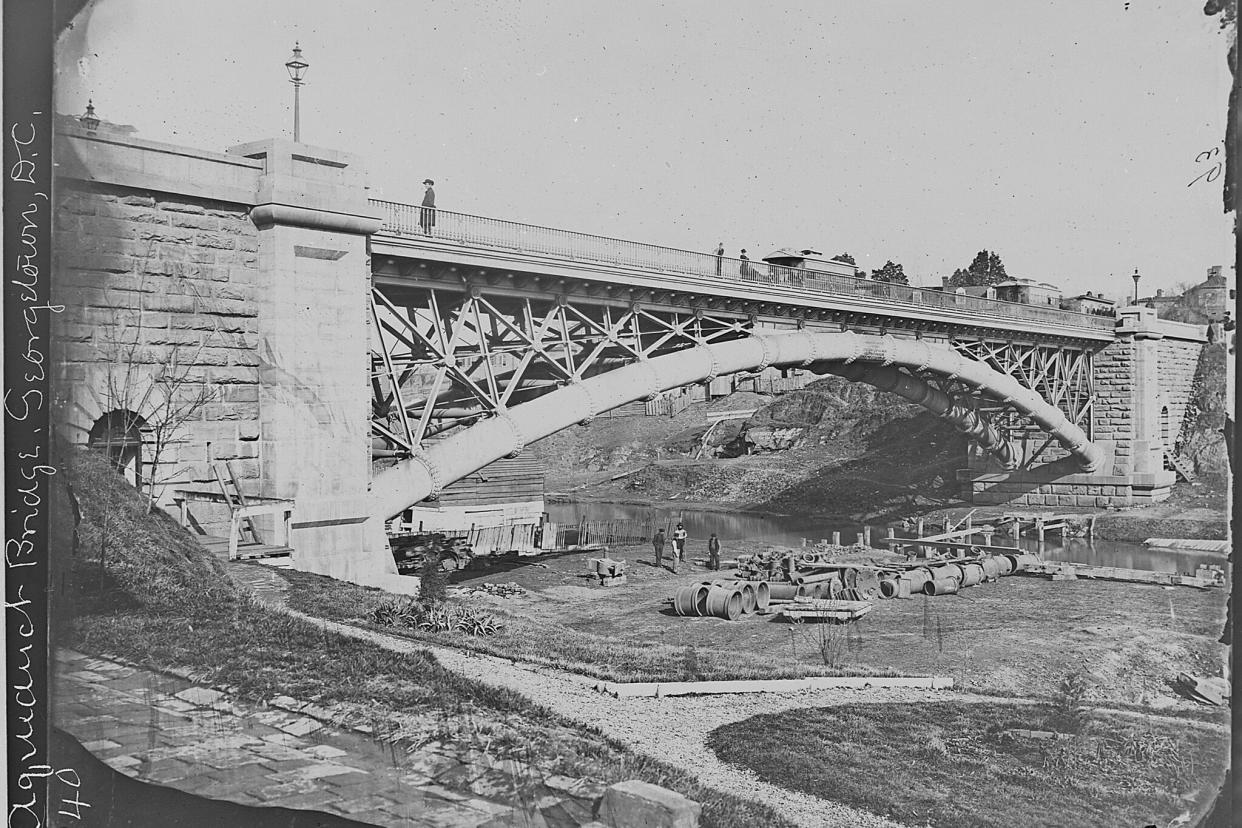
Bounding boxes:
534 377 970 520
1176 342 1230 479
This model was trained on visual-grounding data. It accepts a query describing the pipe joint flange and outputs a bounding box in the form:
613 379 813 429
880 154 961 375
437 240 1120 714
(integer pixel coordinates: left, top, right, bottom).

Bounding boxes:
410 450 443 499
493 409 526 458
878 335 897 367
915 340 934 374
799 331 820 367
755 335 776 373
696 344 720 384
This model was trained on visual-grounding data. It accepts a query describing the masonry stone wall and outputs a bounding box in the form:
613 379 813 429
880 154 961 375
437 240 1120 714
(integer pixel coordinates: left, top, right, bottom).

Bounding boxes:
1092 336 1136 475
1156 335 1204 450
52 179 263 502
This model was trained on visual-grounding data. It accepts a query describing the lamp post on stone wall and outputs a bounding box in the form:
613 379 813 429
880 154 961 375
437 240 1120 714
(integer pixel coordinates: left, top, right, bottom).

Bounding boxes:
285 43 309 143
79 99 100 133
1131 268 1141 305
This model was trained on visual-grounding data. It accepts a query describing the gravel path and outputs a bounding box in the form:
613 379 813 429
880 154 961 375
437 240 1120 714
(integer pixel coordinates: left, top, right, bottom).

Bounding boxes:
228 564 1227 828
286 604 911 828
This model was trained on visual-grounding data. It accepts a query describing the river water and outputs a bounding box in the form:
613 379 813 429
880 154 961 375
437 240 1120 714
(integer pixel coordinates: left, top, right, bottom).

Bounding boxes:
547 501 1224 575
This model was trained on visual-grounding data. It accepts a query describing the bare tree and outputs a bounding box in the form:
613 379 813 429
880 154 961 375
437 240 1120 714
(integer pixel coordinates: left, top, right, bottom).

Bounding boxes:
93 246 218 512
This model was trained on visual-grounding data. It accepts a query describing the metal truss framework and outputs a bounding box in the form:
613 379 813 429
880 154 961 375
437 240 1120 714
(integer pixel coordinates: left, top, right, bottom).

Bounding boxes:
370 285 757 452
369 283 1097 458
949 338 1095 461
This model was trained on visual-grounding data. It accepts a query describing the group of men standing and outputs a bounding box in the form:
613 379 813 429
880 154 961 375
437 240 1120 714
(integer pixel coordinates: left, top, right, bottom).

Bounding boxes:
651 524 721 573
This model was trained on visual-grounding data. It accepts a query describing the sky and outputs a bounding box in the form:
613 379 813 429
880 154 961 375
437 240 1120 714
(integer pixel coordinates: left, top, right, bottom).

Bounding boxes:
55 0 1235 298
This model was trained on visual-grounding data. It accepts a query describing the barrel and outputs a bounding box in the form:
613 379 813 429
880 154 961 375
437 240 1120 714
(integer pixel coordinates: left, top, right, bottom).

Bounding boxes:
753 581 771 611
673 584 709 616
879 578 911 599
737 582 757 614
705 585 742 620
1003 554 1024 573
1016 553 1041 569
929 564 963 583
993 555 1014 576
903 569 932 594
959 563 984 588
925 576 960 596
980 557 1001 581
767 583 799 600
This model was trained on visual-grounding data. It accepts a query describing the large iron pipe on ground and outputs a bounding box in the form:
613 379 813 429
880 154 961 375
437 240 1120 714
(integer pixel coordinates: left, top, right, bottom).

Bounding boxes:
360 331 1103 580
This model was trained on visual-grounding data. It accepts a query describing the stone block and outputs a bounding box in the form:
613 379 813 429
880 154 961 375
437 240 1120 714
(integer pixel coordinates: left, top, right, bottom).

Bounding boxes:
596 781 700 828
197 234 237 250
1074 496 1095 507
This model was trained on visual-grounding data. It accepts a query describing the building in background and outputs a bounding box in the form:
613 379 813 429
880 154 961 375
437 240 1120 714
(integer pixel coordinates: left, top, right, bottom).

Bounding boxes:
1061 291 1117 316
992 278 1063 307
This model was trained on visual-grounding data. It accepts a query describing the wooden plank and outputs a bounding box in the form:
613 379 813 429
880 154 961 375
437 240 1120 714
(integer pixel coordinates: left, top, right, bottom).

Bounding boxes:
879 539 1021 555
1144 538 1229 554
879 524 998 545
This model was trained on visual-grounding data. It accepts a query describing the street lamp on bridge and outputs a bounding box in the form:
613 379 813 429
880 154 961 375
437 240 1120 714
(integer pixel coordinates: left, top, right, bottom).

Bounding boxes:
1131 268 1141 305
79 99 100 133
284 42 309 143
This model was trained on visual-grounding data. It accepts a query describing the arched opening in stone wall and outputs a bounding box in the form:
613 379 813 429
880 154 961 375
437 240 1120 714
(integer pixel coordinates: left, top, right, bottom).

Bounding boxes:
88 409 147 491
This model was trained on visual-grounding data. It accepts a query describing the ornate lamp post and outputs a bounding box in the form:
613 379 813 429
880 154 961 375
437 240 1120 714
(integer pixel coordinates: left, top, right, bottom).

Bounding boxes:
1131 268 1141 305
284 43 309 142
79 99 100 133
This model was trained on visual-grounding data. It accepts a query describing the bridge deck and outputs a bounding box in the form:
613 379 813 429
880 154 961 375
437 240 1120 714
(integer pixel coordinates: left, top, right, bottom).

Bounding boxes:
370 200 1116 342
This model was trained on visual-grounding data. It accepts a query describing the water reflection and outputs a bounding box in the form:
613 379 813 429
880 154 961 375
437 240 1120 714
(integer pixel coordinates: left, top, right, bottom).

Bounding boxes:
548 502 1224 574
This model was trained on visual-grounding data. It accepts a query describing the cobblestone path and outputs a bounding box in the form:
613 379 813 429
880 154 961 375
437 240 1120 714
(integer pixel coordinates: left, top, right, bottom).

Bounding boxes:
54 647 601 827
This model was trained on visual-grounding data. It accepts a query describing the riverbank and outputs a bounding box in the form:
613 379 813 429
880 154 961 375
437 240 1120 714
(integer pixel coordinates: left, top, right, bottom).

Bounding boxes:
549 474 1229 544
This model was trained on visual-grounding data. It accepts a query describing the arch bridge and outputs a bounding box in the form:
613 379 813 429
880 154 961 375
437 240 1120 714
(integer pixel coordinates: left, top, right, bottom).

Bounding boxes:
51 131 1206 589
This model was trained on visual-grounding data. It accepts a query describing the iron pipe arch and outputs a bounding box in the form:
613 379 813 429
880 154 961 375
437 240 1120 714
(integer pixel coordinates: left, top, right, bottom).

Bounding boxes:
355 330 1102 582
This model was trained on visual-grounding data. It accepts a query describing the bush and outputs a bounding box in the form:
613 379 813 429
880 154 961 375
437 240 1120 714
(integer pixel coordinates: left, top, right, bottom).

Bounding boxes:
367 597 501 637
1047 671 1093 734
418 554 448 606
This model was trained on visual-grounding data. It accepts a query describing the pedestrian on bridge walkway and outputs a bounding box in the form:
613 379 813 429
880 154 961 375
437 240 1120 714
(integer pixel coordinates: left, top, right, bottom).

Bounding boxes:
419 179 436 234
715 242 724 276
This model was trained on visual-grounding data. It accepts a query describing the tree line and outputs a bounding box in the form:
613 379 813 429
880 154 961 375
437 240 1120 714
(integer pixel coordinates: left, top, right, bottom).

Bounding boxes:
828 249 1009 287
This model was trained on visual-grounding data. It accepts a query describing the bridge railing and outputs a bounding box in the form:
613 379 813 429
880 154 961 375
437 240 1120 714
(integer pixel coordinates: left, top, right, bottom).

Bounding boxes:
371 199 1115 332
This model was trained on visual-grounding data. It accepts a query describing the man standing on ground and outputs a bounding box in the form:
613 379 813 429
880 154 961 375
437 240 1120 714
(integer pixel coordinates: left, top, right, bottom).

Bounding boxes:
419 178 436 235
653 528 669 572
673 523 688 564
707 532 721 571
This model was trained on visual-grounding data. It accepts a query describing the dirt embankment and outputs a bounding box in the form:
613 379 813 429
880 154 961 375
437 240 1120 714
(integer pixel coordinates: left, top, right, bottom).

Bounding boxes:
536 377 969 522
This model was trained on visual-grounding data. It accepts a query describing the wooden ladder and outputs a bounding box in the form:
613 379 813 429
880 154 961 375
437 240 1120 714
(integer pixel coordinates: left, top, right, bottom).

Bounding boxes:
1165 452 1197 483
212 460 264 544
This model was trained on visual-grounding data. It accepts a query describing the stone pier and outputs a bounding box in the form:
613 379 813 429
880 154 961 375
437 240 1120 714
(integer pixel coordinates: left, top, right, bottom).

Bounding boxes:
962 306 1206 507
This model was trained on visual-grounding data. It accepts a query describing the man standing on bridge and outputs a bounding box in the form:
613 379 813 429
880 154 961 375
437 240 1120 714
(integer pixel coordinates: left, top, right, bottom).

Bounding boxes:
714 242 724 276
419 179 436 235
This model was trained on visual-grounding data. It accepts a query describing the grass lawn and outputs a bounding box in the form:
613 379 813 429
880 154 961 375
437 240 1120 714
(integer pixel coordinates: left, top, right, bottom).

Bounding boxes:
56 448 795 828
708 702 1229 828
278 566 908 684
